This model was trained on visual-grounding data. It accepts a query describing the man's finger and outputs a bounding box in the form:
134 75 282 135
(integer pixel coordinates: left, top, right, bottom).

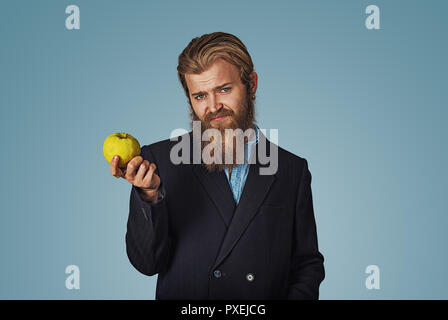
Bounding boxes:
125 156 143 180
135 160 150 183
110 155 124 178
143 163 159 188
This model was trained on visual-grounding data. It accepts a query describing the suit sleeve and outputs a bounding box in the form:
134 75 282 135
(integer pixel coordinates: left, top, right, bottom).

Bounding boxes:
288 159 325 300
125 147 172 276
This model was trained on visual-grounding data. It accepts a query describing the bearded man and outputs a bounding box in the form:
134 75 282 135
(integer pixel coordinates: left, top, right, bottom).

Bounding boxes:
110 32 325 300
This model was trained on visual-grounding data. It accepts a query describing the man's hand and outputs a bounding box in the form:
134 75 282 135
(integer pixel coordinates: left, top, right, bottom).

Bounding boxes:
110 155 161 203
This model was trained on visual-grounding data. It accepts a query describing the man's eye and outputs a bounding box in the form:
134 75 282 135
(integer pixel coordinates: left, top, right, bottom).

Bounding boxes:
221 87 231 93
195 94 205 100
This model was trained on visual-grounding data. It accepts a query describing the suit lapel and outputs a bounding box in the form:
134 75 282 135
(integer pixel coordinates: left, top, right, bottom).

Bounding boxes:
212 137 277 270
191 164 236 227
188 130 236 227
187 128 277 268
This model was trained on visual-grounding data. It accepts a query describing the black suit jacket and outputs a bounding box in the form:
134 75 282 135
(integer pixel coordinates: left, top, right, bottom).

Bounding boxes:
125 131 325 299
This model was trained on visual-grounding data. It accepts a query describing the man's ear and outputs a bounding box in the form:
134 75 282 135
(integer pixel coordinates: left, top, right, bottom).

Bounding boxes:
249 71 258 94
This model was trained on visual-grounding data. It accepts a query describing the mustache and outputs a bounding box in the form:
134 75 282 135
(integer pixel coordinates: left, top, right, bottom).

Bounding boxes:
203 109 235 123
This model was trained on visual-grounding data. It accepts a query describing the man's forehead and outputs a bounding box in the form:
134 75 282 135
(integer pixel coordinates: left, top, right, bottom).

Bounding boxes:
185 59 240 92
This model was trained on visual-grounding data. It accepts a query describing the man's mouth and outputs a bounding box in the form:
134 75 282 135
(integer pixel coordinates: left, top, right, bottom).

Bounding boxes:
211 115 228 122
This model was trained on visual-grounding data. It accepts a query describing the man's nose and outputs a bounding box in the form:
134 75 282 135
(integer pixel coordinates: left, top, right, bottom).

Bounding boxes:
208 93 223 114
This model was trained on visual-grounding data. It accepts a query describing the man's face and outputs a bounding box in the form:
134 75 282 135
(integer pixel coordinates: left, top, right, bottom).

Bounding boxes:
185 58 256 131
184 58 258 171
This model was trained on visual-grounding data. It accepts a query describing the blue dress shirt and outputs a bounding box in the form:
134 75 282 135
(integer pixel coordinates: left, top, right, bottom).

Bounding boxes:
224 125 259 204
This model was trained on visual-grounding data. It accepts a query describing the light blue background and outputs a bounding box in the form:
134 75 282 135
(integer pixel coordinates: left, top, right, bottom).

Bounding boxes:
1 0 447 299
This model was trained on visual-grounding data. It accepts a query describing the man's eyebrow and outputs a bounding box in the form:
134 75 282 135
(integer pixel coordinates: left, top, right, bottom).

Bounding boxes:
191 82 233 96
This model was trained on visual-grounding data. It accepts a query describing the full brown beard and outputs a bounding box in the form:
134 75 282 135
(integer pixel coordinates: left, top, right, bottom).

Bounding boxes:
189 90 256 172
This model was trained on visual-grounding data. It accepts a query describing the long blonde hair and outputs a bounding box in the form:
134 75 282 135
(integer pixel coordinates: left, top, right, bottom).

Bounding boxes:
177 32 255 102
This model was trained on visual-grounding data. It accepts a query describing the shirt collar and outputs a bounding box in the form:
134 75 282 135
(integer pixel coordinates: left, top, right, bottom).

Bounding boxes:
245 124 259 163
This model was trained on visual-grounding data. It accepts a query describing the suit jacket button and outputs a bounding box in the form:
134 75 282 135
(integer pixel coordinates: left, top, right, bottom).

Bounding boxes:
246 273 255 282
213 270 222 278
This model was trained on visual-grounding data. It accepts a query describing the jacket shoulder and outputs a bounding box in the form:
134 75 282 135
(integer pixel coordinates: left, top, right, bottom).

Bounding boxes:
140 131 191 162
273 145 313 197
275 143 309 171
